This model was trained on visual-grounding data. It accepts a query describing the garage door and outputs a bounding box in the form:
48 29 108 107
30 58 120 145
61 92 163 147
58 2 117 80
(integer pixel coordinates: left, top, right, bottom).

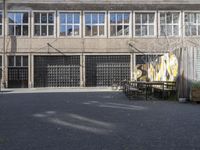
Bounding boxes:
85 55 130 87
34 56 80 87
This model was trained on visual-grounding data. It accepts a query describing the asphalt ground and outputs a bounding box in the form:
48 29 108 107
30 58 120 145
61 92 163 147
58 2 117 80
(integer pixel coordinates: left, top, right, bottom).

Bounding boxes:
0 91 200 150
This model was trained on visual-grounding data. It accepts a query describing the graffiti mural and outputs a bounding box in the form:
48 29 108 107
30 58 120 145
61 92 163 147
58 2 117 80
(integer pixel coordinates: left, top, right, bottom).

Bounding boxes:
135 53 178 82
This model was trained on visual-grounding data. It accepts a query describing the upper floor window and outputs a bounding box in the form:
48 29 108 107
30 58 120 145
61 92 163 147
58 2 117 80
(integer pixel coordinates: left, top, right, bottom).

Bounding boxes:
84 12 106 37
160 12 180 36
59 12 81 37
135 12 156 37
109 12 131 37
185 12 200 36
8 12 29 36
33 12 55 36
0 12 2 36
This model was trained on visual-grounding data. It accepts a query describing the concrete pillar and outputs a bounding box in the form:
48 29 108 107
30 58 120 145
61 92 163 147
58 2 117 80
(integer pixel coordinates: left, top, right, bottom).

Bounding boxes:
80 54 85 87
28 53 34 88
130 53 135 81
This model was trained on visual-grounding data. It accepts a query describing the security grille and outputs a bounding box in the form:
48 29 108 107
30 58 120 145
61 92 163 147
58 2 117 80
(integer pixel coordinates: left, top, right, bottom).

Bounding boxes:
196 49 200 80
85 55 130 87
8 56 28 88
34 56 80 87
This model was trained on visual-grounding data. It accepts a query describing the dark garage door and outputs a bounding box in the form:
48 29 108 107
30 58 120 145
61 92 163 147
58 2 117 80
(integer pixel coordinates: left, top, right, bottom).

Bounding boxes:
34 56 80 87
85 55 130 87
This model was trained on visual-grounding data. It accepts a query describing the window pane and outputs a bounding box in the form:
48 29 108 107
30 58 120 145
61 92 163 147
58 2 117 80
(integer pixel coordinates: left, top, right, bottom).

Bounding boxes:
16 13 22 24
167 25 172 35
149 13 155 23
41 25 47 36
34 25 40 36
173 25 179 36
135 14 141 24
110 25 116 36
124 25 129 35
142 14 147 24
185 25 190 36
22 13 28 23
160 13 165 24
160 25 166 36
124 13 130 24
92 25 98 36
48 25 54 35
99 13 105 24
8 25 14 35
167 13 172 24
8 56 14 67
8 13 15 23
185 13 189 23
117 13 123 24
16 25 22 35
92 13 98 24
142 25 147 36
117 25 122 36
149 25 154 36
0 25 2 35
23 56 28 66
85 25 91 36
60 13 66 24
99 25 104 36
74 25 80 36
60 25 66 36
198 25 200 35
135 25 141 36
110 13 116 24
41 13 47 23
34 13 40 23
173 13 179 24
67 25 72 36
0 13 2 23
74 13 80 24
16 56 21 67
67 13 73 24
85 13 91 24
198 14 200 23
48 13 54 23
23 25 28 36
191 25 197 35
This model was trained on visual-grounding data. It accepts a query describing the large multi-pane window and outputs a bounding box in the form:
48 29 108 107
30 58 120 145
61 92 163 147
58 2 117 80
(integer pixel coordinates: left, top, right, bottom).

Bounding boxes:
59 12 81 37
0 12 2 36
8 12 29 36
135 12 156 36
8 56 28 67
33 12 55 36
160 12 180 36
84 12 106 37
109 12 131 37
185 12 200 36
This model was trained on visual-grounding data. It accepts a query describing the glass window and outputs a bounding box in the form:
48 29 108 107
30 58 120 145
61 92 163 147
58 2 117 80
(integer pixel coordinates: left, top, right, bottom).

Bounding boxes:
8 56 14 67
85 12 106 37
0 12 2 36
135 12 155 36
8 56 28 67
109 12 131 37
8 12 29 36
59 12 80 37
185 12 200 36
160 12 180 36
34 12 55 36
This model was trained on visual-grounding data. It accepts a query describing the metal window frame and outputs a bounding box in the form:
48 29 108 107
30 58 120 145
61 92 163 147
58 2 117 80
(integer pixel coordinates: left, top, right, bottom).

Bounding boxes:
32 10 56 38
158 11 182 37
133 11 157 37
108 10 132 38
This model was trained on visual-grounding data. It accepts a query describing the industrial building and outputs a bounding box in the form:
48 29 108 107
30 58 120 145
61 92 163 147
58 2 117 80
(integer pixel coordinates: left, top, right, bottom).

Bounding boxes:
0 0 200 99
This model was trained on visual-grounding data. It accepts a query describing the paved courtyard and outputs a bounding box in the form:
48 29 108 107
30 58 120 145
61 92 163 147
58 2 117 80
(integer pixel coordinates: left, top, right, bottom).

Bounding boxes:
0 90 200 150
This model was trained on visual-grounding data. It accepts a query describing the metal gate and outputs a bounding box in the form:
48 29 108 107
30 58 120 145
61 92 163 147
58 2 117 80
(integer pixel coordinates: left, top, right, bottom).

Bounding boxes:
85 55 130 87
8 56 28 88
34 56 80 87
